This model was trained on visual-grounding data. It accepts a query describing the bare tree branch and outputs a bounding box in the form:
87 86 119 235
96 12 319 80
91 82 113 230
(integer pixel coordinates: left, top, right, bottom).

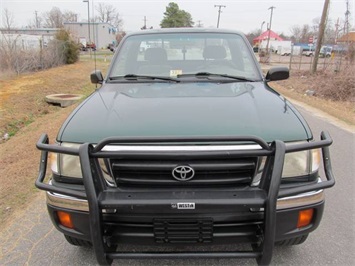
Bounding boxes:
289 25 302 42
63 11 78 23
2 9 15 31
43 7 63 28
95 3 122 29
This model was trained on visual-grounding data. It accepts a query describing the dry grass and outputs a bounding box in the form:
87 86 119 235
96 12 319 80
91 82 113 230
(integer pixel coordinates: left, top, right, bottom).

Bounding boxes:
0 60 108 140
0 59 109 225
284 66 355 102
0 106 75 226
272 67 355 126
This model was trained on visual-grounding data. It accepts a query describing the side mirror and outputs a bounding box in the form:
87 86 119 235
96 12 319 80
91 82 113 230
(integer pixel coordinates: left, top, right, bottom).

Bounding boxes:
90 70 103 84
265 67 289 81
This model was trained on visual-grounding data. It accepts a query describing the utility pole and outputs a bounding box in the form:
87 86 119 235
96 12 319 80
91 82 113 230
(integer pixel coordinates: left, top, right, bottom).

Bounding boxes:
214 5 226 28
265 6 275 55
35 11 39 28
345 0 350 45
311 0 330 74
197 20 203 27
143 16 147 29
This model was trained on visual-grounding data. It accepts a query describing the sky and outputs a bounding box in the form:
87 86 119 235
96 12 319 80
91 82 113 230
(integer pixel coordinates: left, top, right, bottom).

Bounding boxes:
1 0 354 35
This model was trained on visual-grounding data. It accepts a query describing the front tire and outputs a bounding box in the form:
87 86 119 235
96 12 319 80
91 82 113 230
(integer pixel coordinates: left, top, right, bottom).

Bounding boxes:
275 234 308 246
64 235 92 247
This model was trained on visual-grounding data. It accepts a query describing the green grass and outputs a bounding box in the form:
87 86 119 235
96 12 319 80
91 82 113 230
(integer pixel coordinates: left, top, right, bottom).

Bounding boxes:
7 115 35 137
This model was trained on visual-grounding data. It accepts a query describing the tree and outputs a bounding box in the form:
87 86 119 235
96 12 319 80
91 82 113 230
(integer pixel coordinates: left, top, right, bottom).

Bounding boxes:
289 24 312 43
300 24 311 42
55 29 80 64
95 3 122 29
311 17 320 33
245 28 261 45
116 31 126 44
289 25 302 42
43 7 63 28
26 11 42 28
160 2 194 28
311 17 337 44
279 32 289 40
2 8 15 32
63 11 78 23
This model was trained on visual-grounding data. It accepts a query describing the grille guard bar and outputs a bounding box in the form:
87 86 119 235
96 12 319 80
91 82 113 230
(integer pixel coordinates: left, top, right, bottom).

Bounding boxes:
35 132 335 265
36 132 335 199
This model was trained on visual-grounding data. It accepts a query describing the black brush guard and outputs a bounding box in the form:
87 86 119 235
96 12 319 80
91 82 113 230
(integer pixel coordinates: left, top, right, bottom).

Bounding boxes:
35 132 335 265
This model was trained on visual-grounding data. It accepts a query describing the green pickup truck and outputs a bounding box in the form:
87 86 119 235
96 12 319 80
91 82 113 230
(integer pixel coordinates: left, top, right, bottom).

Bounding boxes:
36 28 335 265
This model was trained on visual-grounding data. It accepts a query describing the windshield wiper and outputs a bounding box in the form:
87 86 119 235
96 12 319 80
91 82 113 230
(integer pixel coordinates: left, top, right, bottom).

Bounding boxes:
109 74 179 83
177 72 255 82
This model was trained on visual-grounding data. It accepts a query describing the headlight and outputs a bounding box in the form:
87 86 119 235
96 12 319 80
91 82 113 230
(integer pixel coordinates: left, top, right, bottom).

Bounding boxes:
56 143 82 178
252 148 321 185
50 142 115 185
282 149 321 178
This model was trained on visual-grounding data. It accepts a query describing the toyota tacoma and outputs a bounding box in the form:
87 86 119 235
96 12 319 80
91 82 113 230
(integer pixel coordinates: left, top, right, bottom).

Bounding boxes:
36 29 335 265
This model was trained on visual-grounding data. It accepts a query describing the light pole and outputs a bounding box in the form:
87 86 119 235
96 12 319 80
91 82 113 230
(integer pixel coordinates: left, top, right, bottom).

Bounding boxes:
83 0 91 57
260 21 265 35
259 21 265 54
265 6 275 55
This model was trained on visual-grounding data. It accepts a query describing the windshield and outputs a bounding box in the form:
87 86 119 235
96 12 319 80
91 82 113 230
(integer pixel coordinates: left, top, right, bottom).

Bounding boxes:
108 32 261 81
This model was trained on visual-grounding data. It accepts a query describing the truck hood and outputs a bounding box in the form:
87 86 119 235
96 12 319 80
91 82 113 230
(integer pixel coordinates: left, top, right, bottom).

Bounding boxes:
58 82 311 144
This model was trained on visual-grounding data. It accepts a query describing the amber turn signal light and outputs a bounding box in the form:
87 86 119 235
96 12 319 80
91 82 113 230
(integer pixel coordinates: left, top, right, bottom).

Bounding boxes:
297 209 314 228
57 211 74 229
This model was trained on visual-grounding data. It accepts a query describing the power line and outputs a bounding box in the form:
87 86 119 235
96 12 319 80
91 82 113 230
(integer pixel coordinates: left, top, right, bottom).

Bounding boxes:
214 5 226 28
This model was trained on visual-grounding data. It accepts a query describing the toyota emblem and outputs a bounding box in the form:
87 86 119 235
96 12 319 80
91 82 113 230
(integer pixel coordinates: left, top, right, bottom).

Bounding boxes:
172 165 195 181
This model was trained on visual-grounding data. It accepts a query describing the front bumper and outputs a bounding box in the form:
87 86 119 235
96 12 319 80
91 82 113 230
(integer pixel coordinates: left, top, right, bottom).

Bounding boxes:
46 187 325 245
46 185 325 213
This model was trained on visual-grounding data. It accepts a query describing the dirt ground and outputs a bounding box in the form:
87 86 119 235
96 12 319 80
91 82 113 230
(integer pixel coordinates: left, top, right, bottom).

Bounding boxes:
0 58 354 227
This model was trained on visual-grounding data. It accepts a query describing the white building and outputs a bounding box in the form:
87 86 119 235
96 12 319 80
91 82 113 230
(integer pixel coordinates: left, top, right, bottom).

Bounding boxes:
64 22 118 49
0 28 58 49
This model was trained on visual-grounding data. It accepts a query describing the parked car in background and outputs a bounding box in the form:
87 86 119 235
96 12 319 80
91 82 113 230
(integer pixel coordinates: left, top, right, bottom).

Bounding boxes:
294 43 315 56
302 45 315 57
319 46 332 58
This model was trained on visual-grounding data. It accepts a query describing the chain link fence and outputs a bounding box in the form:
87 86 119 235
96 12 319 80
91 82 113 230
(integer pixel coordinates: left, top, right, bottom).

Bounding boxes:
261 48 355 102
265 45 355 73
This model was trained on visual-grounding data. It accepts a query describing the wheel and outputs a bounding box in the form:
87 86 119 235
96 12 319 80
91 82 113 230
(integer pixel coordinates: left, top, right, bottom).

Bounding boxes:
64 234 92 247
275 234 308 246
